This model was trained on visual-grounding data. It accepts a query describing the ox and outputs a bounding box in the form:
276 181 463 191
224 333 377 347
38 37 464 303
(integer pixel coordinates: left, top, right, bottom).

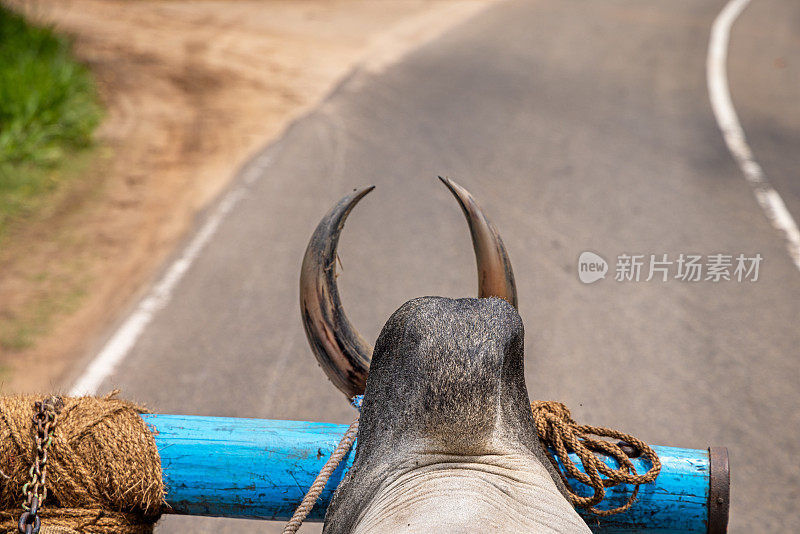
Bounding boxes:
300 178 591 533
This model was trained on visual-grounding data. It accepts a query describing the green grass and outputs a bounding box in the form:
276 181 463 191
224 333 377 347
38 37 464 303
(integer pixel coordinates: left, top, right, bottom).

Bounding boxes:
0 8 103 356
0 6 102 234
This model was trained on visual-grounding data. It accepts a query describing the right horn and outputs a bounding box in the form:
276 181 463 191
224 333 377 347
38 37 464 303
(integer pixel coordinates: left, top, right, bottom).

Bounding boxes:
300 179 518 399
439 176 517 308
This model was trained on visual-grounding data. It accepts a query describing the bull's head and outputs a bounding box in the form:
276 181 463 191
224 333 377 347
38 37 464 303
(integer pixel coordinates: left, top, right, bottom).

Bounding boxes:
300 177 517 398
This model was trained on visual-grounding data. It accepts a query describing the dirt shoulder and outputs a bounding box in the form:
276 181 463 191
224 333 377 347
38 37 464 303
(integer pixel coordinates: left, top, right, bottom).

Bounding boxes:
0 0 493 393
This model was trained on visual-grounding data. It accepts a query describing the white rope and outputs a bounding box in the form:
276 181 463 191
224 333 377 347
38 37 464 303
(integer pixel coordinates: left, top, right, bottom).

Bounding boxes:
282 418 359 533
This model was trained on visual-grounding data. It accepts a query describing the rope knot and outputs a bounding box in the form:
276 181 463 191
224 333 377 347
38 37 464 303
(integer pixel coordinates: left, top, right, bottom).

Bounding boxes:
531 401 575 442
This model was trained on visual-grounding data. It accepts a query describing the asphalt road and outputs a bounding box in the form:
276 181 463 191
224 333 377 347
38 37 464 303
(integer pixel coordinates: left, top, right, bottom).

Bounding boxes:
70 1 800 532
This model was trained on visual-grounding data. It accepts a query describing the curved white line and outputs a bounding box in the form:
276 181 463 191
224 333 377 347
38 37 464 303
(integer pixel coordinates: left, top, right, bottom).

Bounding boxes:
707 0 800 271
69 152 275 396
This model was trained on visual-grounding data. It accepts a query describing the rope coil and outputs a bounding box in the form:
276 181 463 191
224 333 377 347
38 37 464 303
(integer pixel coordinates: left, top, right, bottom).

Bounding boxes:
531 401 661 516
0 392 165 534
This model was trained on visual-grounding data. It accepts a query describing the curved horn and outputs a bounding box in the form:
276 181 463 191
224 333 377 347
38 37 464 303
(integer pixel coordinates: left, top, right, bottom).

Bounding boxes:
300 187 375 398
439 176 518 308
301 180 518 398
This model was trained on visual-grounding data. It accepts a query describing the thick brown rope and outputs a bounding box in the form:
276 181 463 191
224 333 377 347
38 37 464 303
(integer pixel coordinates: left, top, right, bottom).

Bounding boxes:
0 392 165 534
282 419 359 534
531 401 661 516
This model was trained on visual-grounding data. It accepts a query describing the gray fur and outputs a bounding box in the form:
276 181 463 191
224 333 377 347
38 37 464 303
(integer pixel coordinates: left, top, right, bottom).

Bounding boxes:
323 297 588 533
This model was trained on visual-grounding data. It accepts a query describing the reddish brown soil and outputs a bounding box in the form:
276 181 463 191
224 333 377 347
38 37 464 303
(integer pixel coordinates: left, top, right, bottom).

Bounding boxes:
0 0 491 393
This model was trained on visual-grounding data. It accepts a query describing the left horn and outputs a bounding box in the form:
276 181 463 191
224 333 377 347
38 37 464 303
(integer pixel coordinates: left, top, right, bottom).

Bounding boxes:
300 186 375 399
300 179 518 398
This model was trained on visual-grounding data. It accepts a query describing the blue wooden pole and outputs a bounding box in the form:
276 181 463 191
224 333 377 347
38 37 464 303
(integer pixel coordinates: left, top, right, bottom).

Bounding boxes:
142 414 727 532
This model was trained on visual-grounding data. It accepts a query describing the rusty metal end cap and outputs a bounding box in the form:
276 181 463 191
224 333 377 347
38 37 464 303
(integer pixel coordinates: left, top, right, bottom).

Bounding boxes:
708 446 730 534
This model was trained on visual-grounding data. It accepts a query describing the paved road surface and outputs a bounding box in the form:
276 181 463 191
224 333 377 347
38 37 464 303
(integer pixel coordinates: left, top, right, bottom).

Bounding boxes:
69 1 800 531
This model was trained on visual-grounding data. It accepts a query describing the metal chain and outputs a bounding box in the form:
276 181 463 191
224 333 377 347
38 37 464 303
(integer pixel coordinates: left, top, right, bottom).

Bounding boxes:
18 396 63 534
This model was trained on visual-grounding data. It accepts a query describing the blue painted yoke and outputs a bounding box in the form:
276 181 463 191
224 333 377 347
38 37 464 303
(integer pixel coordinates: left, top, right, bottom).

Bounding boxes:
142 414 711 533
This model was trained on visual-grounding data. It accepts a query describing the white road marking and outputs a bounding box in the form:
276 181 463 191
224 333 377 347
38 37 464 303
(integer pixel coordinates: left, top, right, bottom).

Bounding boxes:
707 0 800 271
69 153 274 396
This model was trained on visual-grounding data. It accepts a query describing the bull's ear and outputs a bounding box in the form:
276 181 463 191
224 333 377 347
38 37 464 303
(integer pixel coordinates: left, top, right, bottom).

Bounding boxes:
300 180 518 398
